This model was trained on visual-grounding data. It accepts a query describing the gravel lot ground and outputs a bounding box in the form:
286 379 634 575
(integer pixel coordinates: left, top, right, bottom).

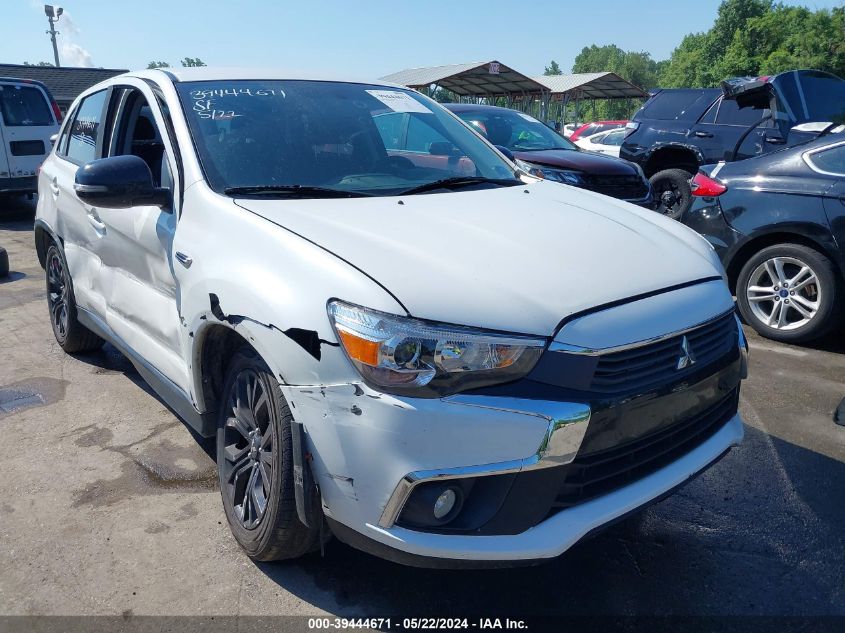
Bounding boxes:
1 195 844 621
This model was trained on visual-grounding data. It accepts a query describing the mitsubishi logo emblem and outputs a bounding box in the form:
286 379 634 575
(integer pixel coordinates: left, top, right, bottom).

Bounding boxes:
676 335 697 370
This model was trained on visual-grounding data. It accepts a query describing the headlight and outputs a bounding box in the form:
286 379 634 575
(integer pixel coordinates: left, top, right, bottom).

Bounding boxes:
515 159 584 186
327 301 546 397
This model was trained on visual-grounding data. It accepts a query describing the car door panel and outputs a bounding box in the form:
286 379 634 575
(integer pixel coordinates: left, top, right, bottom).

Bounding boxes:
51 89 110 313
93 81 189 391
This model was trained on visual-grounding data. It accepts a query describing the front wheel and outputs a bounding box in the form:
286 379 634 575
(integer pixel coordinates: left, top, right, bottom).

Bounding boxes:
217 347 322 561
736 243 842 343
650 168 693 220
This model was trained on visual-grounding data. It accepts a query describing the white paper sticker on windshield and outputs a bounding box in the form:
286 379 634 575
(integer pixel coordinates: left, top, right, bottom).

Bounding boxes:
366 90 432 113
517 112 538 122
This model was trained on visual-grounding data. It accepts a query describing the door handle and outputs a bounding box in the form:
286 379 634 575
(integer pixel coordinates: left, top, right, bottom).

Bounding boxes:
175 251 193 268
694 131 714 138
86 209 106 233
50 178 60 197
765 136 786 144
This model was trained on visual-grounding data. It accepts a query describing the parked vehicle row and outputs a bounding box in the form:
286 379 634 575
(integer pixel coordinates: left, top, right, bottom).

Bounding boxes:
574 128 626 157
35 68 746 567
622 69 845 219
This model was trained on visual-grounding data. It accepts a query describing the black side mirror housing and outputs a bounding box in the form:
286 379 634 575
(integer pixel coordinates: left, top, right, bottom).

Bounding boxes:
494 145 515 161
74 155 170 209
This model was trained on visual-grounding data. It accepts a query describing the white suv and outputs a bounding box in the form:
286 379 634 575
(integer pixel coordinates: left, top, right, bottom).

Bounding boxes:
35 69 747 567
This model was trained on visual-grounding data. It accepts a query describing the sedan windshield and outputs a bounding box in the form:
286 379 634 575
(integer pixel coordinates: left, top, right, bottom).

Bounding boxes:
454 108 577 152
176 80 520 197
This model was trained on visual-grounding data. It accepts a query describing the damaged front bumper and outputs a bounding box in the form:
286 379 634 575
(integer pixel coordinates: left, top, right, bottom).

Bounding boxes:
282 376 744 566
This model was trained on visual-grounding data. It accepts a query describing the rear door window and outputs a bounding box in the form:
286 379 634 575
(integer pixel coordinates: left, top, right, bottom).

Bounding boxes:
65 90 108 164
0 84 53 126
642 90 715 121
715 99 767 127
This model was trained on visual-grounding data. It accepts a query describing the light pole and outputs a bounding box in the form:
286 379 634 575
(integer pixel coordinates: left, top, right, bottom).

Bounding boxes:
44 4 63 67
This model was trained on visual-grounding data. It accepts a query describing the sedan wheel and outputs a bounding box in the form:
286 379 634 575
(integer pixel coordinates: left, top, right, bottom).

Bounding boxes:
746 256 820 331
736 243 842 343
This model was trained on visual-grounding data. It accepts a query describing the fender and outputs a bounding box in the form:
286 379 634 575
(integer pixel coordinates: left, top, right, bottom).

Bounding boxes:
34 217 61 268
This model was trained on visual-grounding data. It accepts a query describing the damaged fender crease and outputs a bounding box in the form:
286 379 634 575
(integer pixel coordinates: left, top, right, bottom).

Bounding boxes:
208 292 339 360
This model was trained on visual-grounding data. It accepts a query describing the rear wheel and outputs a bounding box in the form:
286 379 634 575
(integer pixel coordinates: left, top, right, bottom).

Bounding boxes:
736 243 842 343
650 168 693 220
45 243 104 353
217 347 322 561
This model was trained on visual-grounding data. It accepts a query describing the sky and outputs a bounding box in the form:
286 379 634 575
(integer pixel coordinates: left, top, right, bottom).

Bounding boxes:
2 0 843 77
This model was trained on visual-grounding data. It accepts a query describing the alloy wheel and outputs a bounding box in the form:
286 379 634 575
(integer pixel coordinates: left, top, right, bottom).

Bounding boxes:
746 256 821 331
46 249 69 340
221 369 274 530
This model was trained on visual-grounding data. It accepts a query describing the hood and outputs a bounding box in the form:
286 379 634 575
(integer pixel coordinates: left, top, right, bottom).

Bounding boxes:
514 149 638 176
235 181 722 336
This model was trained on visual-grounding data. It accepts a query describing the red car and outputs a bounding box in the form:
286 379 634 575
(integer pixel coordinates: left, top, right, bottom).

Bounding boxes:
569 120 627 141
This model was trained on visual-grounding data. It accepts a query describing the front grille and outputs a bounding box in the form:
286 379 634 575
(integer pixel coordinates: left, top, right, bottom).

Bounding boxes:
549 387 739 514
590 311 737 395
582 174 649 200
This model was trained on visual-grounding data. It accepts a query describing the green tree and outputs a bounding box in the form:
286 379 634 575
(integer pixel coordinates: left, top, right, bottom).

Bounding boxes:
146 61 170 69
571 45 662 119
23 61 54 66
181 57 206 67
544 60 562 75
659 0 844 87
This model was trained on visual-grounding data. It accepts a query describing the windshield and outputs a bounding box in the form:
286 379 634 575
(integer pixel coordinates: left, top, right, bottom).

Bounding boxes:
176 80 519 197
453 108 576 152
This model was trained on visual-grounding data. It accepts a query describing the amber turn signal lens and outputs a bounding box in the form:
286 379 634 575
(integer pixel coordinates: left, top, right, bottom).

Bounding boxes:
336 328 379 366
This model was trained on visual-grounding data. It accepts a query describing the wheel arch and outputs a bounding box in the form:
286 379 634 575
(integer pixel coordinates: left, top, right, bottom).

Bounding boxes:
644 145 702 178
34 218 60 269
725 231 843 295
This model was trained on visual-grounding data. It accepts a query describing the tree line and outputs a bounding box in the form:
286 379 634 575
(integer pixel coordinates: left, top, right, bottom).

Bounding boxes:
546 0 844 121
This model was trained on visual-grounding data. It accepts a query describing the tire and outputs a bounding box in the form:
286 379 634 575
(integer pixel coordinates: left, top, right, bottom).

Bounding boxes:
45 242 104 353
736 243 843 344
0 247 8 277
217 347 322 561
650 168 693 220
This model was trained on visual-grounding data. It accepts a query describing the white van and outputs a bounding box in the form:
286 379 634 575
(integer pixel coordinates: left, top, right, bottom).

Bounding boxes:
0 78 61 196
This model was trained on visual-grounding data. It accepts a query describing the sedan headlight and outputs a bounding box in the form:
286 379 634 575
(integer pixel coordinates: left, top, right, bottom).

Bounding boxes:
327 301 546 397
515 159 584 186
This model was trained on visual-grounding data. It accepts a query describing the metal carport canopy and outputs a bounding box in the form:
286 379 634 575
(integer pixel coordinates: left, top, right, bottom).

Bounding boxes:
380 61 548 98
533 72 648 100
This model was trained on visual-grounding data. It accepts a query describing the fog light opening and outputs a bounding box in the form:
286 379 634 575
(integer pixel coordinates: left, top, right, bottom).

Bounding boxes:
432 486 463 523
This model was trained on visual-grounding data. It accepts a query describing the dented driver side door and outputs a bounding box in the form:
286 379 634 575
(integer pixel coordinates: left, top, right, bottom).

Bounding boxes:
90 81 189 392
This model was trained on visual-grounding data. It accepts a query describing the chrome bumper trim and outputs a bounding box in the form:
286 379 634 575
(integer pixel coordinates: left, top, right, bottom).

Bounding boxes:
377 398 591 528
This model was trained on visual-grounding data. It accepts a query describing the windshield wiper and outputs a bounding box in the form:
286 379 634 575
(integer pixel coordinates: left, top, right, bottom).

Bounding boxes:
397 176 521 196
224 185 374 198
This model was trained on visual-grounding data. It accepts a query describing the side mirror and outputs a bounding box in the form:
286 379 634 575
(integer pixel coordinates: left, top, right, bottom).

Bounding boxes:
49 133 58 145
494 145 515 161
74 155 169 209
